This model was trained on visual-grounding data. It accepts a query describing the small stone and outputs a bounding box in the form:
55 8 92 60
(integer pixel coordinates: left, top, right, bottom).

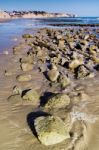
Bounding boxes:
69 59 83 70
22 89 40 105
34 116 69 146
44 93 70 110
84 34 89 40
13 86 22 95
22 34 33 38
58 40 65 48
59 75 70 89
47 65 59 82
75 65 93 79
16 74 32 82
21 63 33 71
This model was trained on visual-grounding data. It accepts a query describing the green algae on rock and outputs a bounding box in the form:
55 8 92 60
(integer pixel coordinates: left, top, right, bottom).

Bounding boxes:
34 116 70 146
44 93 70 110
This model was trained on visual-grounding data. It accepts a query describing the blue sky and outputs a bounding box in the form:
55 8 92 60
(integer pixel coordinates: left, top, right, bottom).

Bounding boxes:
0 0 99 16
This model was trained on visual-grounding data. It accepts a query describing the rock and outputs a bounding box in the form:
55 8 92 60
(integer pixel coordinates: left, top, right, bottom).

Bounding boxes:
89 45 98 55
80 40 88 46
59 75 70 89
16 74 32 82
69 59 83 70
47 65 59 82
75 43 82 50
44 93 70 110
22 89 40 105
22 34 33 38
75 65 94 79
34 116 69 146
21 63 33 71
20 55 34 64
8 94 23 106
13 86 22 95
58 39 65 48
84 34 89 40
56 35 62 40
13 45 22 55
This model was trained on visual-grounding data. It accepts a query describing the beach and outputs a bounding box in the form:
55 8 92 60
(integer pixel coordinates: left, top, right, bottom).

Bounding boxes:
0 18 99 150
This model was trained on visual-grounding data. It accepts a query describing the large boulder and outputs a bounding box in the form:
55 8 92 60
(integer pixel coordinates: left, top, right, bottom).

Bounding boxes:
34 116 69 146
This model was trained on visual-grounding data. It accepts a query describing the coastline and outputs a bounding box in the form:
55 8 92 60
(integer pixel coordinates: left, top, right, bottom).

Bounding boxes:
0 26 99 150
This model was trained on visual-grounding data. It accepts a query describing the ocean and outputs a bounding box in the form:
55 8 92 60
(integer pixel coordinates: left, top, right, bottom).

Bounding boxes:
0 17 99 52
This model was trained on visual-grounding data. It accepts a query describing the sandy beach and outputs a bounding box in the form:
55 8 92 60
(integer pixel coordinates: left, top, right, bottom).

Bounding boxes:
0 26 99 150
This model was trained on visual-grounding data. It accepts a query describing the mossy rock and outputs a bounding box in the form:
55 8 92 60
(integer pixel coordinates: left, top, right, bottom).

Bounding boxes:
22 34 33 38
34 116 70 146
22 89 40 105
44 93 70 110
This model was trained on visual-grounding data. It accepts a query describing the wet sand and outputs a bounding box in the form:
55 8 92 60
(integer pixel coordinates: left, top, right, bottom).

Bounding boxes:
0 27 99 150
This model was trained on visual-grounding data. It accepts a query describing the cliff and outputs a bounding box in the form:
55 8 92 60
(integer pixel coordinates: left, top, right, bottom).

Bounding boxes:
0 11 11 19
0 11 75 19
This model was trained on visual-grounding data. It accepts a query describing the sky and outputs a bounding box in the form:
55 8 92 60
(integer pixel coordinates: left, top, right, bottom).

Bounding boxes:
0 0 99 17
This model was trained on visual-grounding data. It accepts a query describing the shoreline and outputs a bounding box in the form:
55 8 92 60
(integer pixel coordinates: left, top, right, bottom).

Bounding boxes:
0 26 99 150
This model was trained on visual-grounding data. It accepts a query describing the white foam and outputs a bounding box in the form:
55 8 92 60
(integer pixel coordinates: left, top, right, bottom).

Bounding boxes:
70 111 97 123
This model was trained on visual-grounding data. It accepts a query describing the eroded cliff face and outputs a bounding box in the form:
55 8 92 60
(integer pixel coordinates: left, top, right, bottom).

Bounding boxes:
0 11 11 19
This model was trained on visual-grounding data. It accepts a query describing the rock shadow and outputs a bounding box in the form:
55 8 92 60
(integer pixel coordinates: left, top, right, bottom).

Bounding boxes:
27 111 49 137
40 91 55 107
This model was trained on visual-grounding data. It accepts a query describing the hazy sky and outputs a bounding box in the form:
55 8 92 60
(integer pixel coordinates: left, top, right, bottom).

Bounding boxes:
0 0 99 16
